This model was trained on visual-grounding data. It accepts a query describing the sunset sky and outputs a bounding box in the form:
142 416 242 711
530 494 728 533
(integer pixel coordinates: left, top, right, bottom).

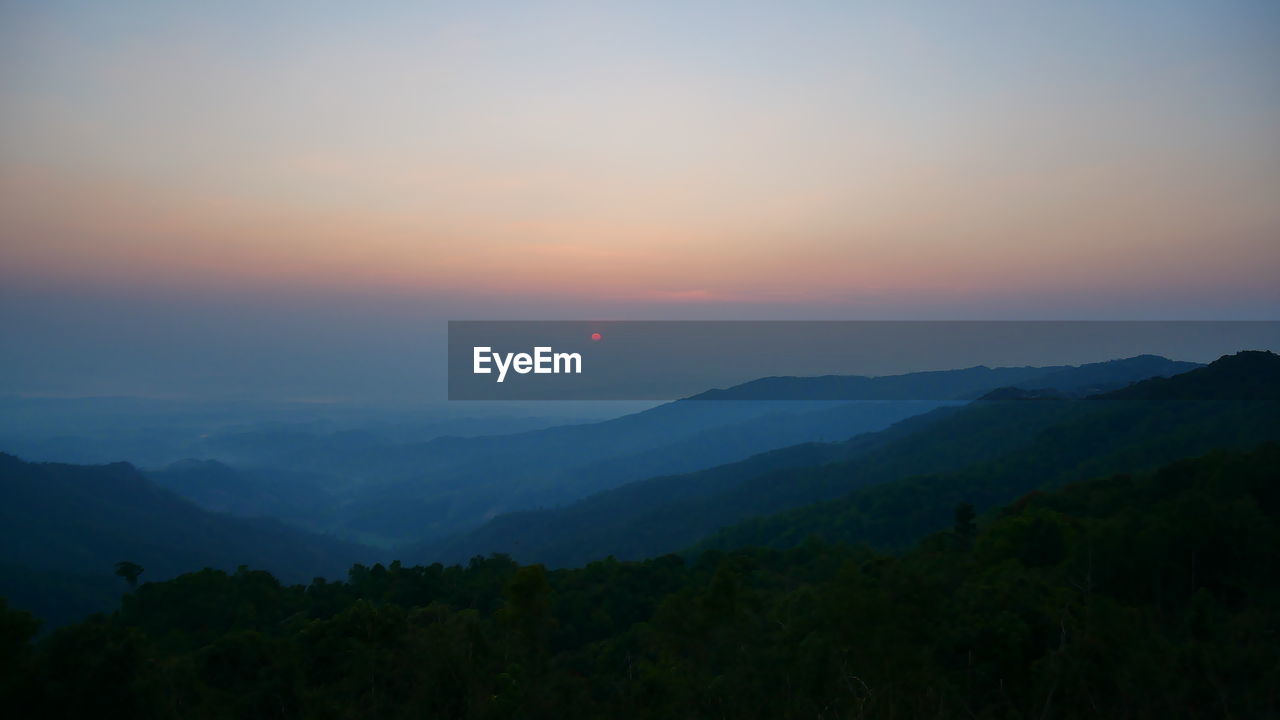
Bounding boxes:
2 1 1278 399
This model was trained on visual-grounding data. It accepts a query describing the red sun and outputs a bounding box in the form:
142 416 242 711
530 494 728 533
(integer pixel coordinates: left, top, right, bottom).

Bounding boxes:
590 332 602 341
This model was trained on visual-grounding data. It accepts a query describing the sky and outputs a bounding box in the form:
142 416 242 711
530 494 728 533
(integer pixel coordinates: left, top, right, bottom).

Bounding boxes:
1 1 1278 400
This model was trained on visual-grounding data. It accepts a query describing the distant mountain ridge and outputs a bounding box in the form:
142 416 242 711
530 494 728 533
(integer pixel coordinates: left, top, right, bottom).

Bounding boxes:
688 354 1200 400
270 355 1195 544
0 353 1228 626
698 350 1280 553
146 458 343 534
410 353 1218 566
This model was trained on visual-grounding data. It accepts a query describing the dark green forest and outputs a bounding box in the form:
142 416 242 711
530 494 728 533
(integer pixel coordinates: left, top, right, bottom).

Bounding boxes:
2 352 1277 717
4 444 1278 719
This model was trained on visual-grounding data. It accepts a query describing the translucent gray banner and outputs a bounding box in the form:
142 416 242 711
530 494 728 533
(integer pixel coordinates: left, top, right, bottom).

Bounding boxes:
447 321 1280 400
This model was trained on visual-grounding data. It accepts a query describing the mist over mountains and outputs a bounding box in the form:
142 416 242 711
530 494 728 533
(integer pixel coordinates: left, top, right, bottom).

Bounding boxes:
415 353 1272 566
0 353 1221 627
4 348 1279 718
163 354 1204 545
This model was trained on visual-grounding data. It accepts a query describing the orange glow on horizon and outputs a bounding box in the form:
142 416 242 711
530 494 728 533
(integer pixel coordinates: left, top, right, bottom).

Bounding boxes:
4 160 1275 309
2 0 1278 314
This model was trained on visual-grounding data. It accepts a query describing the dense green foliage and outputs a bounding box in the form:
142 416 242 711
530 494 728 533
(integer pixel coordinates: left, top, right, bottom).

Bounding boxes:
5 444 1277 718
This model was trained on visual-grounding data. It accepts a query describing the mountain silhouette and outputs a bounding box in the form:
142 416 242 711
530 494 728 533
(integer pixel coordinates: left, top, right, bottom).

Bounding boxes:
415 352 1274 567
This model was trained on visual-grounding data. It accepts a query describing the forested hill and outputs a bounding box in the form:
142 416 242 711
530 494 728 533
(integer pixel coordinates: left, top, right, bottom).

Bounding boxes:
416 351 1277 567
0 453 374 628
4 443 1276 718
697 350 1280 554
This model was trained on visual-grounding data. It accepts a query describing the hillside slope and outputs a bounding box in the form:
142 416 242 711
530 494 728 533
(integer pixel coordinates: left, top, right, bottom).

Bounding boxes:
9 444 1277 717
699 350 1280 553
414 354 1217 565
334 357 1193 543
0 454 375 627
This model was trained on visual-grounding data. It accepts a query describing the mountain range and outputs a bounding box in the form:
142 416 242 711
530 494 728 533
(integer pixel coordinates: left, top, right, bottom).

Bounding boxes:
415 352 1276 567
0 352 1230 627
155 354 1200 545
